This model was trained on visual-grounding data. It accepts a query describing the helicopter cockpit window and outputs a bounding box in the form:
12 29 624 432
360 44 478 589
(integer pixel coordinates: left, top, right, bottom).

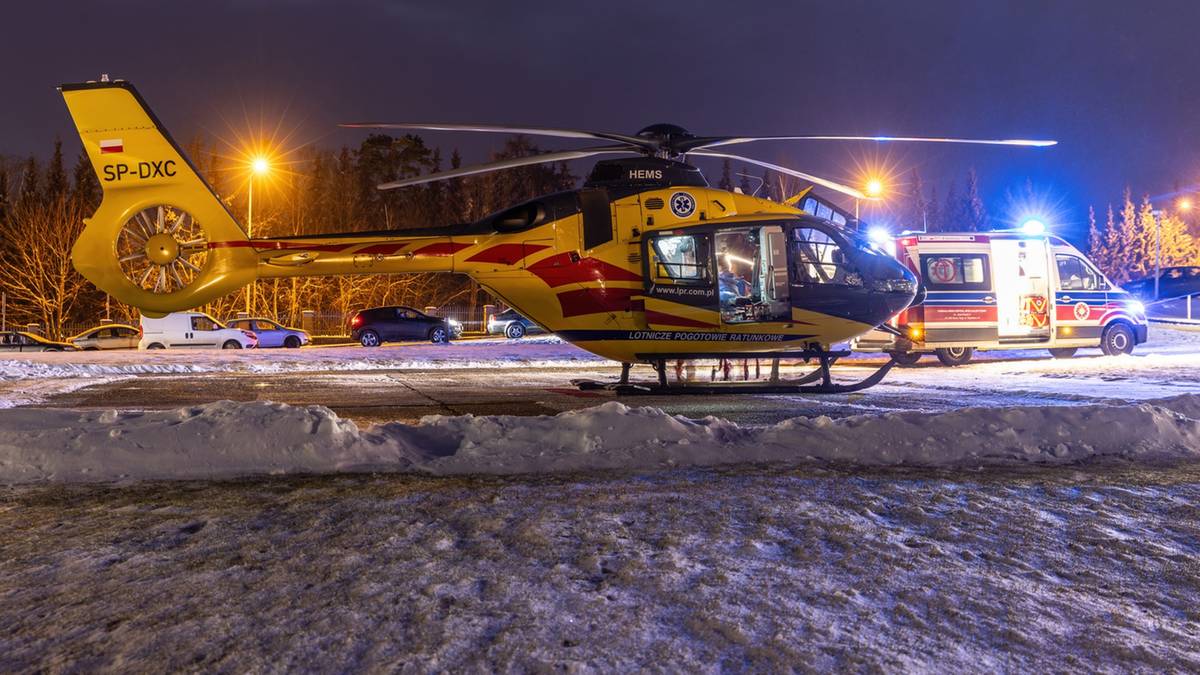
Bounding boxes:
651 234 711 283
801 196 847 226
791 226 854 285
714 225 791 323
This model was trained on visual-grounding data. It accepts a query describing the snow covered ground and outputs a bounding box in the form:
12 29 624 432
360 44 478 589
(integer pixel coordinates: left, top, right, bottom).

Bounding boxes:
4 465 1200 671
4 395 1200 483
3 328 1200 669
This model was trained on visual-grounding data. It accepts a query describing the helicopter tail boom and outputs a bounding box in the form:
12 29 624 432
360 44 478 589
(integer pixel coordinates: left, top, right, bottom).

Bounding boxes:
61 81 257 315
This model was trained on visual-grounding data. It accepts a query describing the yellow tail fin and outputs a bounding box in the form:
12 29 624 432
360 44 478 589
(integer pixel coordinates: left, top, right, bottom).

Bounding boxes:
61 81 256 314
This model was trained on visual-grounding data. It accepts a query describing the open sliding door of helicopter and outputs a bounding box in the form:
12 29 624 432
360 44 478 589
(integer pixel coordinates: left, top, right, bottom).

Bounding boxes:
713 224 792 326
642 231 720 330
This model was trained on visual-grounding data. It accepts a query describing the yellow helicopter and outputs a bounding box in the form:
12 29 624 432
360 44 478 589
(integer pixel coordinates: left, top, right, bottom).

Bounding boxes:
59 80 1054 392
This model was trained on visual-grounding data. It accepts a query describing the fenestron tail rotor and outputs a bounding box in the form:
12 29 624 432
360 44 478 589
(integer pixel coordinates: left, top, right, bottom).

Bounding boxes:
343 119 1056 194
115 205 209 295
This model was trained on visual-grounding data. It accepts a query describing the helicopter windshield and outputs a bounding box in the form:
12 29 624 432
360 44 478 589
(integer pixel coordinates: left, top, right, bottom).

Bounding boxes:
791 225 856 285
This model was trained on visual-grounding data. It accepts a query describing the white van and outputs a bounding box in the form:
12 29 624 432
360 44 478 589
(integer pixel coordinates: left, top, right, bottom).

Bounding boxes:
139 312 259 350
854 230 1148 365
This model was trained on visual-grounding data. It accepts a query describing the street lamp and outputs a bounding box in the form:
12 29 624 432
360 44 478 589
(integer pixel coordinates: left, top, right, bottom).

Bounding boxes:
246 156 270 314
857 177 885 221
1151 209 1164 301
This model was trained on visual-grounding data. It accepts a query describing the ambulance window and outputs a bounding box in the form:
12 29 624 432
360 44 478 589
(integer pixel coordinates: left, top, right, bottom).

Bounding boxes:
920 254 990 291
651 234 711 283
791 227 852 285
1055 255 1103 291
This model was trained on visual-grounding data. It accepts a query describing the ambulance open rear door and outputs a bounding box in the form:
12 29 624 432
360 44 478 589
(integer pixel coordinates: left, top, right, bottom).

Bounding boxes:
991 238 1052 342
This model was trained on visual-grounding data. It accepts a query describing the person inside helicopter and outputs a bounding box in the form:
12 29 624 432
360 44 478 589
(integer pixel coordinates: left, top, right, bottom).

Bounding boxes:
716 226 790 323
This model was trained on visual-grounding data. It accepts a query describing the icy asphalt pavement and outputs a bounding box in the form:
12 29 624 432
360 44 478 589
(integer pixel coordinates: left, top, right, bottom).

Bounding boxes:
4 464 1200 671
17 327 1200 425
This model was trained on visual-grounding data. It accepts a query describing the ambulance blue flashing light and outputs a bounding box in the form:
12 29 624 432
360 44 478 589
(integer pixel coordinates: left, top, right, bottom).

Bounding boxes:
868 226 891 244
1020 219 1047 235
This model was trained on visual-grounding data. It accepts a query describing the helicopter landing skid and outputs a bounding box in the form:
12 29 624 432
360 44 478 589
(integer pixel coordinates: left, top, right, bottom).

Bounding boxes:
571 351 897 395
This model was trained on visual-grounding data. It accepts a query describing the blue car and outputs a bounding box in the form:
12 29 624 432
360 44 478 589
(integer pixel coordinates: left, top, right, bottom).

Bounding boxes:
226 317 310 348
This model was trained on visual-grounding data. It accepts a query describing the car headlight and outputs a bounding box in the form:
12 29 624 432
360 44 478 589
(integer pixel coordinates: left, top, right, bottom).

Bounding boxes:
1128 300 1145 315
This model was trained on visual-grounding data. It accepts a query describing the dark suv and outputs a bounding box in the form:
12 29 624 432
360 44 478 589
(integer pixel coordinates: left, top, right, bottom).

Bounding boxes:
350 306 459 346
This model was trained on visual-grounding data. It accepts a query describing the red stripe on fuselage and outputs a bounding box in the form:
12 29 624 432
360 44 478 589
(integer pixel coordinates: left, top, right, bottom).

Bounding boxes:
528 253 642 288
556 287 640 318
465 243 550 265
356 242 409 255
209 240 355 252
411 242 471 257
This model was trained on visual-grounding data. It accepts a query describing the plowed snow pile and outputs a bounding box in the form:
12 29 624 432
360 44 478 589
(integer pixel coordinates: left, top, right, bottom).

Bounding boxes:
4 395 1200 483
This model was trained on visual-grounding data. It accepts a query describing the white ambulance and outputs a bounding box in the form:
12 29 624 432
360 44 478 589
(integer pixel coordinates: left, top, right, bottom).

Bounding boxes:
853 230 1148 365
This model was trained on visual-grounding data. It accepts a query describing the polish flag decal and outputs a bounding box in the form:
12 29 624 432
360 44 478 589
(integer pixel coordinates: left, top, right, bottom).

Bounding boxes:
99 139 123 154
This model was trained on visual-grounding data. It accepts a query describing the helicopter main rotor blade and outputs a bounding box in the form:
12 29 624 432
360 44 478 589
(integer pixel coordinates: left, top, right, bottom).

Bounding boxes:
681 135 1057 152
376 145 638 190
689 150 870 200
341 121 652 149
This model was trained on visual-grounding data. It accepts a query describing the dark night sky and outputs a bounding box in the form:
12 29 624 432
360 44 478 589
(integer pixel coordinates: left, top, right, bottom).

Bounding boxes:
3 0 1200 244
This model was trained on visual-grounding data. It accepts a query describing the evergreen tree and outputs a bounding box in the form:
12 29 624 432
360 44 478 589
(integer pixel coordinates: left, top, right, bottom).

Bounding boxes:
717 159 733 191
926 185 941 232
443 148 465 223
1158 209 1196 269
1086 206 1102 265
904 169 927 231
737 172 752 195
0 165 9 229
1135 195 1158 278
963 168 987 231
943 181 964 230
760 169 774 201
18 157 39 208
70 148 100 208
45 139 67 201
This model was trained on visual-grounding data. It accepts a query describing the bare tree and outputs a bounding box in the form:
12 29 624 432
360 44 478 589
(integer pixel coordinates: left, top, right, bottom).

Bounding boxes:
0 197 90 338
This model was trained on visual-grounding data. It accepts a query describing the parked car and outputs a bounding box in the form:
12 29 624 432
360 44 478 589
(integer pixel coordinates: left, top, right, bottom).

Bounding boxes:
225 317 310 348
139 312 258 349
349 306 460 346
486 308 544 339
0 330 77 352
70 323 140 350
1122 266 1200 301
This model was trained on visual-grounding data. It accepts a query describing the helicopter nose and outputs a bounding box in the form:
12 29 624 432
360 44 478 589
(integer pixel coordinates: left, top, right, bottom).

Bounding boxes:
859 253 919 319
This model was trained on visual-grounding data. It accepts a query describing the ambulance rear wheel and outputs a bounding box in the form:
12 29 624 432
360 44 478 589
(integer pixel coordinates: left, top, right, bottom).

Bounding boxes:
935 346 974 366
1101 323 1135 356
888 351 923 366
1049 347 1078 359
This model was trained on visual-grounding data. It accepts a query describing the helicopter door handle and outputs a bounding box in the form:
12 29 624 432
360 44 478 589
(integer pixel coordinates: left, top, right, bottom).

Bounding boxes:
982 296 996 304
1060 295 1072 302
